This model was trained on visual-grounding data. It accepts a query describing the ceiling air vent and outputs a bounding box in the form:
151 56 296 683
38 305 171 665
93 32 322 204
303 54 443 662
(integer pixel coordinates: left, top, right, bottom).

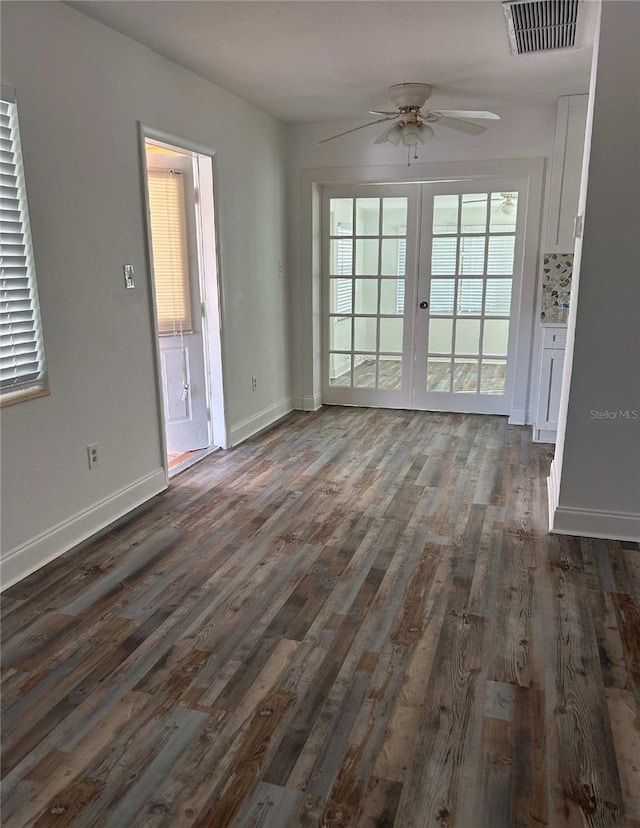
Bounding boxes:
503 0 580 54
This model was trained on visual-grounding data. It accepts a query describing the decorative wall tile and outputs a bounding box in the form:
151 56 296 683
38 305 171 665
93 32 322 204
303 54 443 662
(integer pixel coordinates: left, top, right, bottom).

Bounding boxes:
541 253 572 321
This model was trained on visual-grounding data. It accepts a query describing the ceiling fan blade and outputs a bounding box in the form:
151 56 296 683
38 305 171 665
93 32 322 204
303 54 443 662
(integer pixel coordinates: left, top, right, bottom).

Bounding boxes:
430 114 487 135
369 110 400 117
434 110 500 120
317 117 397 144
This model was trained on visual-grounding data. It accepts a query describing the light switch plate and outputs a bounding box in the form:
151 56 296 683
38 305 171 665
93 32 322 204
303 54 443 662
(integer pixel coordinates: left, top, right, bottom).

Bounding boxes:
123 264 135 289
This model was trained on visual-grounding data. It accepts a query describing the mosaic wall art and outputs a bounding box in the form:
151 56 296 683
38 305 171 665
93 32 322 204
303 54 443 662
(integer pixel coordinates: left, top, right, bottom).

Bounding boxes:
541 253 573 321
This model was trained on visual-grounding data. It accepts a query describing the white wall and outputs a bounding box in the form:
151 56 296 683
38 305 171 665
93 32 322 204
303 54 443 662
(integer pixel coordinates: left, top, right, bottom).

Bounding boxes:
0 2 290 586
550 0 640 541
287 108 556 408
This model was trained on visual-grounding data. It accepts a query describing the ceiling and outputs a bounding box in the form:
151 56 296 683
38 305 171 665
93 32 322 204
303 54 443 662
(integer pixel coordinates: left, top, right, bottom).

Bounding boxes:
67 1 597 123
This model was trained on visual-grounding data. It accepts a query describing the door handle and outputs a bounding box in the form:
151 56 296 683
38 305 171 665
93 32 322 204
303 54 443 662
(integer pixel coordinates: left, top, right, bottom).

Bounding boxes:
419 301 429 309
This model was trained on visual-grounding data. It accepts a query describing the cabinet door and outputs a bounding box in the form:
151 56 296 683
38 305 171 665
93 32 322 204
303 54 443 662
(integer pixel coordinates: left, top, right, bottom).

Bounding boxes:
536 348 566 430
546 95 588 253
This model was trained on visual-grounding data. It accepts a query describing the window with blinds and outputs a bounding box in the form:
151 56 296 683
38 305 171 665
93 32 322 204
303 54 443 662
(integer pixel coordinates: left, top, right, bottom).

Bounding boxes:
147 168 192 336
1 87 48 405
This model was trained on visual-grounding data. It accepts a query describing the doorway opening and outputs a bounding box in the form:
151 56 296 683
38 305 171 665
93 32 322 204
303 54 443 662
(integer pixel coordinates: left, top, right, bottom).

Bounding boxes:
322 178 527 416
141 131 227 478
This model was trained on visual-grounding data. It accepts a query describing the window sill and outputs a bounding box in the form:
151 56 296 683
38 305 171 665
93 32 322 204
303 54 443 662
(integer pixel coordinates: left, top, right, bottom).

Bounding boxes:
0 385 50 408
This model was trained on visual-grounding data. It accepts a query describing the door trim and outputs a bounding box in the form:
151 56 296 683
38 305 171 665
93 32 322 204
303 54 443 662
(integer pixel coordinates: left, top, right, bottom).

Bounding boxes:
297 158 544 423
137 123 229 483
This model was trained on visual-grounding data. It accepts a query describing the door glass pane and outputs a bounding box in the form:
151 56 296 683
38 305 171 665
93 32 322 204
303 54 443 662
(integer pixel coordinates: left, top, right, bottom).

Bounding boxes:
490 192 518 231
353 356 376 388
330 238 352 275
330 279 352 314
330 198 353 235
457 279 483 315
482 319 510 356
379 318 403 353
329 317 351 351
487 236 515 275
329 353 351 386
432 238 457 275
453 358 479 393
461 194 487 233
485 279 512 316
480 359 506 394
455 319 481 355
428 318 453 354
378 357 402 390
355 238 379 275
459 237 486 275
354 317 377 352
382 197 408 235
430 279 455 314
380 279 404 315
356 198 380 235
381 238 406 276
427 357 451 391
433 194 458 234
354 279 378 314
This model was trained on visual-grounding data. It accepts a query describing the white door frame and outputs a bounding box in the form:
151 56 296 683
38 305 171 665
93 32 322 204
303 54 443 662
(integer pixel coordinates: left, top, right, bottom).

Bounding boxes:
137 123 229 483
297 158 544 424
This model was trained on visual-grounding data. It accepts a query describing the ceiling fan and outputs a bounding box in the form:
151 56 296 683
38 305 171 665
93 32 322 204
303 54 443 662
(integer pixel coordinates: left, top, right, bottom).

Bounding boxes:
318 83 499 156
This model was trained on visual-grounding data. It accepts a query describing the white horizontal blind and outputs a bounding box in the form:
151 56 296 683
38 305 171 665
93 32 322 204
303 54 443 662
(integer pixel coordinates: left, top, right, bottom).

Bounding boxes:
335 222 352 313
147 169 192 336
396 234 406 313
1 90 47 398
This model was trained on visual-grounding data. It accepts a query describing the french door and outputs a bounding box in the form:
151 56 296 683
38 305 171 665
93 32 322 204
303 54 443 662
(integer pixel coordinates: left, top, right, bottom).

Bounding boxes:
322 179 526 415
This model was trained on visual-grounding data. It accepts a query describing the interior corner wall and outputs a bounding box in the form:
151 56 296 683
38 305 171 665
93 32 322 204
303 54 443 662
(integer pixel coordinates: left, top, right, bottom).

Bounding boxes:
0 2 290 587
286 108 556 409
550 0 640 541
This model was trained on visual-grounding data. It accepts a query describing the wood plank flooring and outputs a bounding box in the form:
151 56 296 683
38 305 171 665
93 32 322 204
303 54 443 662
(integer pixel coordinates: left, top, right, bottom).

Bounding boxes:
2 407 639 827
329 359 506 394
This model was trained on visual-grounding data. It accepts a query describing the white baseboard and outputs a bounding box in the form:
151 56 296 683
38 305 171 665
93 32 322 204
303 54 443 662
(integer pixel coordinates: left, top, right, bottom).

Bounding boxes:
549 506 640 542
547 460 639 541
229 397 294 446
0 468 167 591
509 408 527 425
292 393 322 412
533 427 557 443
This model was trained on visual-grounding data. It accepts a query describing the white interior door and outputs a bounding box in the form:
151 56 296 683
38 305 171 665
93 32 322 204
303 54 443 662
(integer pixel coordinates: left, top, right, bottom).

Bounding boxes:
145 146 210 455
322 179 526 416
322 185 420 408
413 181 525 414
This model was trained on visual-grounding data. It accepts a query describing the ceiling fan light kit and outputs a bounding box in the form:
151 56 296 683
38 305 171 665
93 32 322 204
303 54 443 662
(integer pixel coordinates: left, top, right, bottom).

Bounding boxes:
318 82 500 164
375 123 403 146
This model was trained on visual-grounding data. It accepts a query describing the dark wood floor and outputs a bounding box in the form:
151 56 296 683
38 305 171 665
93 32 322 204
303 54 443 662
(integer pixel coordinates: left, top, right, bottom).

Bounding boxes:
2 407 639 827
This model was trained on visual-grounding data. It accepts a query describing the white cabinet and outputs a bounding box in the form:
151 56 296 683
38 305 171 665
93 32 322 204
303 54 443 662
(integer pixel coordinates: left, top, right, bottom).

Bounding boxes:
546 95 588 253
534 326 567 443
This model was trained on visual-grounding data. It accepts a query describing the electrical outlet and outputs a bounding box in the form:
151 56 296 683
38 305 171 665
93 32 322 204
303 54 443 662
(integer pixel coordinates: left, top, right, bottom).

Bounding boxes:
251 376 257 392
87 443 100 469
